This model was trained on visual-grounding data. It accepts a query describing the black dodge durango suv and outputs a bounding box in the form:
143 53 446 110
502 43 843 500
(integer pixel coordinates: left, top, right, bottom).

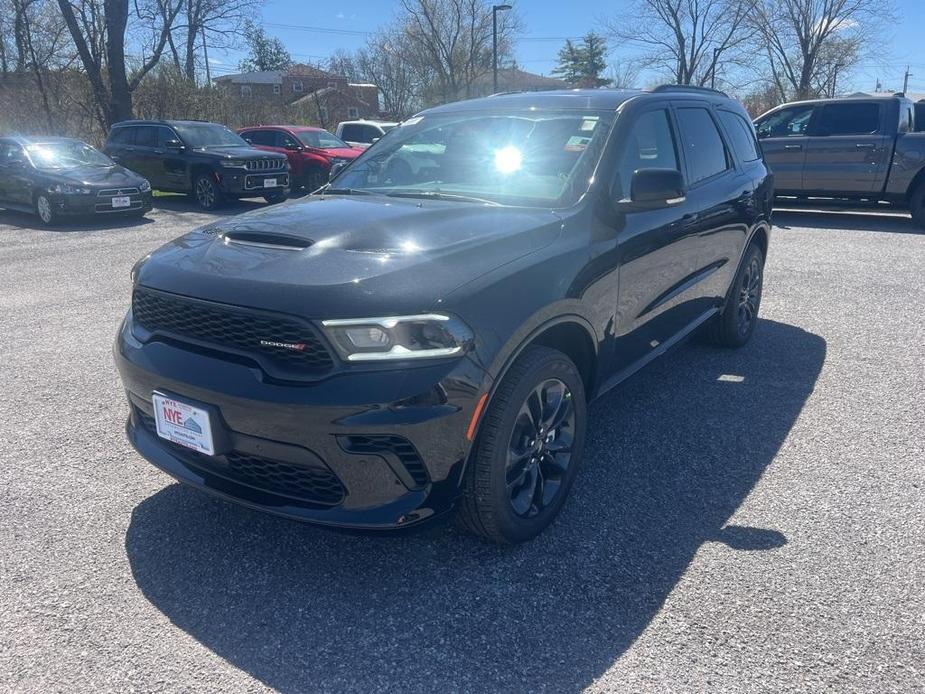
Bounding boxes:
116 86 773 543
105 120 290 210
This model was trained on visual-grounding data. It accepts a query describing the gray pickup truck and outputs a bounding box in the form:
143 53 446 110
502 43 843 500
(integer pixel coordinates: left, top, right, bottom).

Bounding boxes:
755 95 925 227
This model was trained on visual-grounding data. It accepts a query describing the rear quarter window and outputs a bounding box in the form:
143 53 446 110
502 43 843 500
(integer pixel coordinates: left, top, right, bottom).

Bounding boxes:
915 103 925 132
718 110 760 162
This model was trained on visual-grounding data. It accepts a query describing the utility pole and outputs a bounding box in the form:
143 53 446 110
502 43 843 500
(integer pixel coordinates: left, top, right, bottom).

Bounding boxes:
710 47 720 89
903 65 912 95
831 62 844 97
492 4 512 93
202 27 211 86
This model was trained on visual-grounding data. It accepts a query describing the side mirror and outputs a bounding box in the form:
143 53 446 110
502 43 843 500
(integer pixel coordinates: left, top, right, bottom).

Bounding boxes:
370 137 380 144
626 168 686 208
329 161 347 180
165 139 184 151
285 142 302 152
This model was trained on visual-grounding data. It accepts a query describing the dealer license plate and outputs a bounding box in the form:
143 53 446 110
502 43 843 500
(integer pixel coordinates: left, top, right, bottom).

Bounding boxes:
152 393 215 455
112 196 131 208
263 178 277 188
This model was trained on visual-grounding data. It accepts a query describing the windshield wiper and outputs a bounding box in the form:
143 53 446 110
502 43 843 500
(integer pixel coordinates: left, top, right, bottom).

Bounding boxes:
384 190 500 206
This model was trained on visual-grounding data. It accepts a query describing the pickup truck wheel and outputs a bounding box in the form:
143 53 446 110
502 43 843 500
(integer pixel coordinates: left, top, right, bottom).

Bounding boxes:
194 174 223 210
911 184 925 228
706 243 764 348
457 346 586 544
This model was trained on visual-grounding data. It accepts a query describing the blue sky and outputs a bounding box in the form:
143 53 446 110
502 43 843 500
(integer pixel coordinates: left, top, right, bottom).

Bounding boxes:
209 0 925 95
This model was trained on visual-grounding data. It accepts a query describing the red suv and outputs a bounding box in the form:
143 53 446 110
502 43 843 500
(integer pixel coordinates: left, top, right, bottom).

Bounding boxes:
238 125 363 191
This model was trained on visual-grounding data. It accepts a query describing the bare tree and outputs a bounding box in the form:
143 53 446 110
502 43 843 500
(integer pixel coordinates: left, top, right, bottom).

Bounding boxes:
356 29 420 119
164 0 255 83
57 0 183 125
398 0 519 104
751 0 891 100
605 0 757 87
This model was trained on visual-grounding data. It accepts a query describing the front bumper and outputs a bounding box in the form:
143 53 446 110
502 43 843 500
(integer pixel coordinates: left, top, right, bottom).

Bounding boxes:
115 315 490 530
52 190 153 216
215 169 290 196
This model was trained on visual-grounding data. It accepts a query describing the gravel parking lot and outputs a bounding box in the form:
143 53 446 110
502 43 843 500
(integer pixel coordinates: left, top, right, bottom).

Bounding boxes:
1 198 923 692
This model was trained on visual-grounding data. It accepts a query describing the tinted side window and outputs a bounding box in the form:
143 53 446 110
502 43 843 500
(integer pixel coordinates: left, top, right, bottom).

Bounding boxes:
0 142 25 163
815 103 880 136
340 124 362 142
718 110 760 162
243 130 275 146
615 109 679 199
755 106 814 139
276 131 300 149
134 126 156 148
361 125 380 143
676 107 730 184
108 127 133 145
156 127 178 147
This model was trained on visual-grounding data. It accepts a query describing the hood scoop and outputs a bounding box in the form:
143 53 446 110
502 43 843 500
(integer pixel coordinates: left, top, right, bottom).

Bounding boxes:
221 231 313 251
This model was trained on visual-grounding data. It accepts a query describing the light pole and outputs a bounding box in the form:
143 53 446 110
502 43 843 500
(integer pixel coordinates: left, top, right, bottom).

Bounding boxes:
493 4 512 93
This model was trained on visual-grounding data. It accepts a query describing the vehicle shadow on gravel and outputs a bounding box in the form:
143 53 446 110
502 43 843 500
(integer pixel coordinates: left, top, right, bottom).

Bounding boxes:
0 209 153 232
773 208 922 234
125 319 825 693
150 195 271 217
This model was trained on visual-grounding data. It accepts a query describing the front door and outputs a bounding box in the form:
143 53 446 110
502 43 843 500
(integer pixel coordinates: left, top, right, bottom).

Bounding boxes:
802 101 892 194
608 105 700 372
755 103 815 192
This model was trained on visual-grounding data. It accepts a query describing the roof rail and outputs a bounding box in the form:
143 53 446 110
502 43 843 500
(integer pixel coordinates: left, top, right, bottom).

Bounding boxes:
652 84 729 98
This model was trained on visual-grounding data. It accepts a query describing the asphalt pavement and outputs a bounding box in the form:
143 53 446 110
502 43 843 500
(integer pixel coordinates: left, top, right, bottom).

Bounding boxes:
0 198 922 692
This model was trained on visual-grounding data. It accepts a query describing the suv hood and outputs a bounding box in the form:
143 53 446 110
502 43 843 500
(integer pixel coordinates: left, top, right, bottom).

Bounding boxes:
136 194 563 318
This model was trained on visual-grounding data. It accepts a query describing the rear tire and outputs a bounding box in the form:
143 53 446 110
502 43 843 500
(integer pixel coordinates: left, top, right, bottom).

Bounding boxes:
706 243 765 348
35 194 57 226
457 346 587 544
193 173 224 211
910 183 925 229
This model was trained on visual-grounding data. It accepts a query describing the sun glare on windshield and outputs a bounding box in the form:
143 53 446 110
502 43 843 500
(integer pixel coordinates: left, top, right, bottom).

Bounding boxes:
493 146 523 174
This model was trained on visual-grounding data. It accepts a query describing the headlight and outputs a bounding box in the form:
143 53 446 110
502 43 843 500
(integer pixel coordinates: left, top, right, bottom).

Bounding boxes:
329 157 348 166
49 183 91 195
220 160 245 168
139 179 151 192
321 314 473 361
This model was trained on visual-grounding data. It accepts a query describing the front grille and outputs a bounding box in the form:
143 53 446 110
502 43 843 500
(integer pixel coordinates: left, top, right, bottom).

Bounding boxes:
98 187 140 197
245 173 289 190
136 409 345 505
340 435 429 489
246 159 285 172
132 287 334 376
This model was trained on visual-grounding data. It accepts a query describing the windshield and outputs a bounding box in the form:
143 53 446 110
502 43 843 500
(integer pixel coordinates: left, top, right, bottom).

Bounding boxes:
331 110 614 207
26 142 113 169
298 130 351 149
174 123 248 148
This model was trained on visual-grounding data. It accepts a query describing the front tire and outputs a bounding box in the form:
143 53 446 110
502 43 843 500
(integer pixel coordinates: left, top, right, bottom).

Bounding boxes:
457 346 587 544
35 194 57 226
193 173 223 211
707 242 765 348
264 192 287 204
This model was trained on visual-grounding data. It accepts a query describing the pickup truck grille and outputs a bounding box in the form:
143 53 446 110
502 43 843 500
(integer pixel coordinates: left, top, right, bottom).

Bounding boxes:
246 159 285 172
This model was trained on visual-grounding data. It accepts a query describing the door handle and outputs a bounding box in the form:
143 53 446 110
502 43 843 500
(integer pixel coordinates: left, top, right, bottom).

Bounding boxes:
783 144 802 150
855 143 876 149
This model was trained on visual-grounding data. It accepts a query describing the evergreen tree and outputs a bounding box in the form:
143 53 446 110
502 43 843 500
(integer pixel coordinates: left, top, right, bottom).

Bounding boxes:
552 32 613 88
238 22 293 73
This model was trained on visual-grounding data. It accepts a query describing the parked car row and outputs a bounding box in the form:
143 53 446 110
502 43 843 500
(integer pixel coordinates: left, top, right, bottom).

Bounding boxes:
0 119 367 224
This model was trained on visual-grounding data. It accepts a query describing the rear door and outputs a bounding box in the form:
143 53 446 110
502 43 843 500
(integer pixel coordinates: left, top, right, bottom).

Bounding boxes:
755 104 815 192
120 125 158 179
802 101 891 194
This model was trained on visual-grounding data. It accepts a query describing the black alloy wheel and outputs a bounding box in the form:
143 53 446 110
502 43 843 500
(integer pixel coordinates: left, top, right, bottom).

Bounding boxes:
705 242 765 348
194 174 222 210
458 345 587 544
506 378 576 518
737 254 762 338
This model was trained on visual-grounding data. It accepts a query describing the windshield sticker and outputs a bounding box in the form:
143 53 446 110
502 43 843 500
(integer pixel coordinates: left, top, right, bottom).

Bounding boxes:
565 135 592 152
580 117 599 132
